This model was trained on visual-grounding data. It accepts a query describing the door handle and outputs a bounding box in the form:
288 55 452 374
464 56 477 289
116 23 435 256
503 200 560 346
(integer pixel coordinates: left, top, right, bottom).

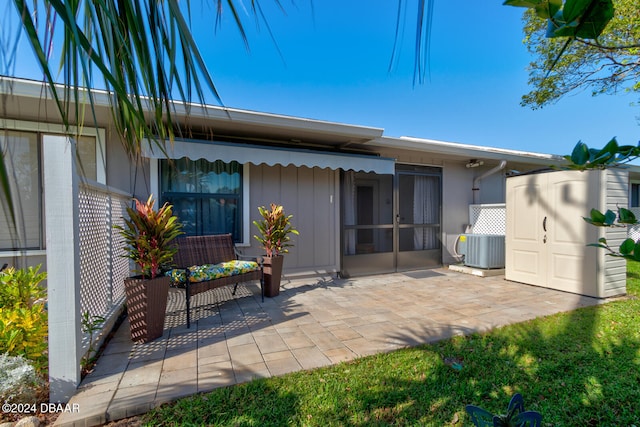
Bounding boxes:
543 216 547 232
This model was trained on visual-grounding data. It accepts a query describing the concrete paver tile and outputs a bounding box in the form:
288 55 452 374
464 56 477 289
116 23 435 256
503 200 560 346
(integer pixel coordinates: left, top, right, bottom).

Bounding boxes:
265 355 303 376
54 404 108 427
308 331 345 351
119 359 163 388
198 352 231 366
292 346 332 370
100 339 133 356
108 383 157 420
233 361 270 383
280 331 315 349
229 343 264 366
128 341 167 363
225 331 256 347
250 325 280 337
254 333 289 354
198 360 232 376
343 337 386 357
163 348 198 371
197 337 228 355
59 268 606 427
262 350 295 362
155 367 198 405
329 326 362 341
77 371 122 390
322 346 358 364
88 353 130 378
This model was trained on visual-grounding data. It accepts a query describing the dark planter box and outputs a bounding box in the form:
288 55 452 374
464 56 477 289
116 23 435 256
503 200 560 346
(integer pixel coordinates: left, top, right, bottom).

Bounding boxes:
263 255 284 297
124 275 170 343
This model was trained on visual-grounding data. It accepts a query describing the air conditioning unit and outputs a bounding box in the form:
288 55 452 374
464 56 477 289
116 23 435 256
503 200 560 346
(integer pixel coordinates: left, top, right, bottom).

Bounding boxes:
458 234 505 269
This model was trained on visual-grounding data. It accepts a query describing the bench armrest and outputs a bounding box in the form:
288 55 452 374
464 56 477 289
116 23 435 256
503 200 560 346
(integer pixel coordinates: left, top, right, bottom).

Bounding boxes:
234 247 263 266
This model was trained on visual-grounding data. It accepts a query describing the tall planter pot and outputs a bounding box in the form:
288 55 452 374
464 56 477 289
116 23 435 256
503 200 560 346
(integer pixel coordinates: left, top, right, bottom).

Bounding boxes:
263 255 284 297
124 275 170 343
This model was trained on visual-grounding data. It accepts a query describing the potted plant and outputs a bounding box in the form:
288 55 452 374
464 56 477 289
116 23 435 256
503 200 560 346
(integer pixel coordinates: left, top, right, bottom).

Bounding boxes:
253 203 299 297
116 195 183 343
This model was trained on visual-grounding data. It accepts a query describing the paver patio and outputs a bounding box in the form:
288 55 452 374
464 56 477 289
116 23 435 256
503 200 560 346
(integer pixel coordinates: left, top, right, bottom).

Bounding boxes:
53 268 602 426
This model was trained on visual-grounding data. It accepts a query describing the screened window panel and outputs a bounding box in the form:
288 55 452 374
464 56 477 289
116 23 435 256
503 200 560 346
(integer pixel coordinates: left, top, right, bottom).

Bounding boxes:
160 159 243 241
76 135 97 181
631 183 640 208
0 131 41 250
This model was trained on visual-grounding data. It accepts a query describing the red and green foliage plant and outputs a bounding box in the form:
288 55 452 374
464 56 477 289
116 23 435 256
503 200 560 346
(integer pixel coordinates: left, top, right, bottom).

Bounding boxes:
253 204 299 257
116 195 183 279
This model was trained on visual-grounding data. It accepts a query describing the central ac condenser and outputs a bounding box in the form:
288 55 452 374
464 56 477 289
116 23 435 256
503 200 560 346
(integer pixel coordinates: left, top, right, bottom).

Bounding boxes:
458 234 505 269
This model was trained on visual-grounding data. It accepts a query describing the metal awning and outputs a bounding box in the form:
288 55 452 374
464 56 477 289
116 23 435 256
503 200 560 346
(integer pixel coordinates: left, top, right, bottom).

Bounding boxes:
142 139 395 174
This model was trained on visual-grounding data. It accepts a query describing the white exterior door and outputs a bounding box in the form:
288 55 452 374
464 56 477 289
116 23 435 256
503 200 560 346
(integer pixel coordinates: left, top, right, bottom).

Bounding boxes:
505 173 547 285
506 171 599 295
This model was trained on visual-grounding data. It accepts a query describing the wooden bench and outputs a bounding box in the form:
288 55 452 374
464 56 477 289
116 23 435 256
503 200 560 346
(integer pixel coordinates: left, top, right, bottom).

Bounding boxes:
172 234 263 328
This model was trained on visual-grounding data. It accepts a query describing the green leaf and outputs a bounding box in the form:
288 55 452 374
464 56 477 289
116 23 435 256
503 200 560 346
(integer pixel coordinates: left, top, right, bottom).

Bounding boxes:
600 137 619 155
587 243 609 249
633 242 640 261
575 0 614 38
619 238 635 255
583 209 604 225
550 0 614 39
544 0 563 18
563 0 593 24
503 0 543 7
570 142 590 165
618 208 637 225
604 209 617 226
503 0 561 18
583 209 617 226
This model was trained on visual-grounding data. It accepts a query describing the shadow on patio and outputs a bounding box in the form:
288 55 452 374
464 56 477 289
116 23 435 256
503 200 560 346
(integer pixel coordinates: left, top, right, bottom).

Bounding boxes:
53 268 602 426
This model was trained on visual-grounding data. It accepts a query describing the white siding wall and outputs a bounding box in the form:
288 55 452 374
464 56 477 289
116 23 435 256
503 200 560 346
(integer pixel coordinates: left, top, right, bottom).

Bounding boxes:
600 168 628 297
442 162 475 264
477 172 506 204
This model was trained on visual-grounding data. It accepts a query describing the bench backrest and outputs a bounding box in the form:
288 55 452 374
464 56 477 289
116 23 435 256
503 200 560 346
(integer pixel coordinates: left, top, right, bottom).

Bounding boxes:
173 234 237 268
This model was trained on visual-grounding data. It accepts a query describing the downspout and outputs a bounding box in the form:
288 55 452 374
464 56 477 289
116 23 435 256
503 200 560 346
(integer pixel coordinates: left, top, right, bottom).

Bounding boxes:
472 160 507 204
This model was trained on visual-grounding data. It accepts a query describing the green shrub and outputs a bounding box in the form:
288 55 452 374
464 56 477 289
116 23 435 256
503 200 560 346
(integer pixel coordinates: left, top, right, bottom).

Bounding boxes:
0 265 47 308
0 353 45 405
0 266 48 371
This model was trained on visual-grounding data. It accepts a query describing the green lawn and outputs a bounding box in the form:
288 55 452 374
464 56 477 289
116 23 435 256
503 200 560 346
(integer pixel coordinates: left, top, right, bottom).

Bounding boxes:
144 264 640 426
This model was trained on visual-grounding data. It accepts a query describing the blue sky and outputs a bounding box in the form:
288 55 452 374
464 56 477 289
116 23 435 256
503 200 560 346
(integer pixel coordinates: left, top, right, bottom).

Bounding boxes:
7 1 639 158
190 0 638 157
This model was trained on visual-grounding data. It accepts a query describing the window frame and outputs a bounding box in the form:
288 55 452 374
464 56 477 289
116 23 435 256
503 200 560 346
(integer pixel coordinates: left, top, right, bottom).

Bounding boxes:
0 120 106 255
0 119 106 183
631 181 640 208
151 159 251 246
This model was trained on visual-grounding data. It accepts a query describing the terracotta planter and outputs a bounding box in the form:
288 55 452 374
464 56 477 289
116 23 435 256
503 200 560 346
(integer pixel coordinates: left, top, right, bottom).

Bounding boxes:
124 275 170 343
263 255 284 297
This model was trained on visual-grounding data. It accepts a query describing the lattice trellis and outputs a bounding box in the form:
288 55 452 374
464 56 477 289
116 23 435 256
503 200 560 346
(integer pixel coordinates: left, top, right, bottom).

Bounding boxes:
469 203 506 235
78 184 130 320
628 207 640 242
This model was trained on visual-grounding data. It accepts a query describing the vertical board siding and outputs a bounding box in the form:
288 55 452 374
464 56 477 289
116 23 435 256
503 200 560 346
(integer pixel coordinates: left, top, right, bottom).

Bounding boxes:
603 168 628 296
250 164 338 275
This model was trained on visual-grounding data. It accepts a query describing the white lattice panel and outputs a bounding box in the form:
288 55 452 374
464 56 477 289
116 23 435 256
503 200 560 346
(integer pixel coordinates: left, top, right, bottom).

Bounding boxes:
78 188 110 317
469 203 506 235
110 196 130 305
628 207 640 242
78 184 130 320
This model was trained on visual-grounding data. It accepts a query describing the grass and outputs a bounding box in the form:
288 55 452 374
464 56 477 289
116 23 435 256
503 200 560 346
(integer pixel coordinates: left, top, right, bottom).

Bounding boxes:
143 263 640 426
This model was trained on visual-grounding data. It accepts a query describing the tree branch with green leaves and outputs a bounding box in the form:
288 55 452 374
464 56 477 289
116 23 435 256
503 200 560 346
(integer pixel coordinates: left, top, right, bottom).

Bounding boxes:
508 0 639 109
